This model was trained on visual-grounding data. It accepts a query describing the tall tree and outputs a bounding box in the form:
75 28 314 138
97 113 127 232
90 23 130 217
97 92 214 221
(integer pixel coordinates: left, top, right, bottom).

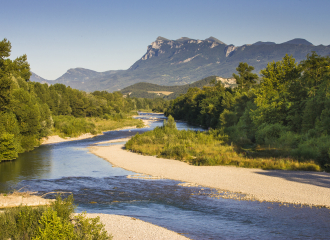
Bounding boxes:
232 62 258 89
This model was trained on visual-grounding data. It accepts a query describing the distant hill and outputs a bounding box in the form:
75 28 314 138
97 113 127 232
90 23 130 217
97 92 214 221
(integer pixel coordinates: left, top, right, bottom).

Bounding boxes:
30 37 330 92
29 72 49 84
121 76 236 99
282 38 313 45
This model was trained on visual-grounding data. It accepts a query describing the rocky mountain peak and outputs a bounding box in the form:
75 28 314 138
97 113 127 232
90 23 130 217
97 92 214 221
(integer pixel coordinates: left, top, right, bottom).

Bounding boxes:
205 37 226 45
156 36 170 41
176 37 193 42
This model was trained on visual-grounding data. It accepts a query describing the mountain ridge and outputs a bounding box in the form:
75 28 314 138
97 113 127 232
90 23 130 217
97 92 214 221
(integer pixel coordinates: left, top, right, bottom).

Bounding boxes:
30 37 330 92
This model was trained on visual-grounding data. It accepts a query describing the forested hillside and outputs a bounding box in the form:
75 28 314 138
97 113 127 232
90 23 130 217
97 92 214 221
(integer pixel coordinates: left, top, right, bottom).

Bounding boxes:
165 53 330 171
0 39 166 162
120 76 234 99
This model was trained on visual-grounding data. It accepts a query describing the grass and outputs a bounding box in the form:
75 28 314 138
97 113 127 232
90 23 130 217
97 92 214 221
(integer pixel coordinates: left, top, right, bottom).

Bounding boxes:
125 121 321 171
91 117 144 133
0 194 112 240
52 115 144 138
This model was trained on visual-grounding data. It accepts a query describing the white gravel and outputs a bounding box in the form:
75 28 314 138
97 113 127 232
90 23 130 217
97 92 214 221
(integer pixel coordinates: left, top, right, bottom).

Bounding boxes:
90 143 330 208
81 213 190 240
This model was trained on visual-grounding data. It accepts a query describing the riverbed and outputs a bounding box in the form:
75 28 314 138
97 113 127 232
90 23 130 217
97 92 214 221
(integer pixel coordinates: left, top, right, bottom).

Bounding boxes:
0 113 329 239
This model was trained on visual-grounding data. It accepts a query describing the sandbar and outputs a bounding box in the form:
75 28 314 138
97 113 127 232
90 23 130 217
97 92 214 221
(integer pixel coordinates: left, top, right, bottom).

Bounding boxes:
90 143 330 207
77 213 189 240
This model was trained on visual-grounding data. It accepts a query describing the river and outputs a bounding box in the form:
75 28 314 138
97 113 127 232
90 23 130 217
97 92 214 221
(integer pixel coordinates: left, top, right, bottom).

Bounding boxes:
0 113 329 239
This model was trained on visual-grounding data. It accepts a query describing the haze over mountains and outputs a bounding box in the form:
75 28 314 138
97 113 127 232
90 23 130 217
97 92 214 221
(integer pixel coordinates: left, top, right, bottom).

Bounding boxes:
31 37 330 92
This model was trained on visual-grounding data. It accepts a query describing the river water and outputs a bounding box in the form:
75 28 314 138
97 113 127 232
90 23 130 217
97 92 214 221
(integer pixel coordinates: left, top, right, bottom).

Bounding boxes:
0 113 329 239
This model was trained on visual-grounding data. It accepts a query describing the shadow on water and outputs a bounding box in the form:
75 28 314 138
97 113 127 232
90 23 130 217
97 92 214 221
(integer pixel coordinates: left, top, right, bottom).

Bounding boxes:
1 113 330 239
255 170 330 189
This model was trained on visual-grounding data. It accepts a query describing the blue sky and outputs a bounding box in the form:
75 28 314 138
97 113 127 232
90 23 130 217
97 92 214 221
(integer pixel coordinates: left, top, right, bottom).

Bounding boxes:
1 0 329 79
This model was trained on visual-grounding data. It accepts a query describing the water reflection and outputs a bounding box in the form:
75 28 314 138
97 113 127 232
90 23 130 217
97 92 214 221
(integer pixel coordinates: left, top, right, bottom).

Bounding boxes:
0 145 53 190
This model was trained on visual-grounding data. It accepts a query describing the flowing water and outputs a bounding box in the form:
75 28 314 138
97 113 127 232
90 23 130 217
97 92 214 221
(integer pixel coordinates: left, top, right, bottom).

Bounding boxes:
0 113 329 239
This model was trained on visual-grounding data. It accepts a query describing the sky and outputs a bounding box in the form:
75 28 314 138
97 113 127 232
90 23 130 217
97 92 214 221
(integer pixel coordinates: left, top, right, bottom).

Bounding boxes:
1 0 329 80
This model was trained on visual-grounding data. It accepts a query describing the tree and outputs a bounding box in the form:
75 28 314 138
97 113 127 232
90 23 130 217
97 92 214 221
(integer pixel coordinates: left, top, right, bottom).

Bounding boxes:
163 115 176 129
252 54 301 126
0 133 18 161
0 38 11 60
232 62 258 89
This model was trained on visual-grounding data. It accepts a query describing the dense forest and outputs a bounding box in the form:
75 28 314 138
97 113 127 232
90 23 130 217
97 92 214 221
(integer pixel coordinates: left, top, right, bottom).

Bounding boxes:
165 53 330 171
0 39 167 162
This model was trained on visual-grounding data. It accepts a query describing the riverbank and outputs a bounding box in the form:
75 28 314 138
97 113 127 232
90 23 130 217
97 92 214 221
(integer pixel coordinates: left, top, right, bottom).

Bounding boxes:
41 119 152 145
90 142 330 208
0 192 54 209
79 213 189 240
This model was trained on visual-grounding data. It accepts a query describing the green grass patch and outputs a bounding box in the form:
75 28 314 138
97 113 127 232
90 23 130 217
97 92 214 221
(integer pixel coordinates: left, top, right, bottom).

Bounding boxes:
125 117 321 171
52 115 144 138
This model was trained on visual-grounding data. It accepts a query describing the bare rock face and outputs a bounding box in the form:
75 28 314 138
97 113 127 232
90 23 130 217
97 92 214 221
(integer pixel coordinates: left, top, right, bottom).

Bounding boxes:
216 76 236 87
225 45 237 57
210 42 219 48
141 36 227 61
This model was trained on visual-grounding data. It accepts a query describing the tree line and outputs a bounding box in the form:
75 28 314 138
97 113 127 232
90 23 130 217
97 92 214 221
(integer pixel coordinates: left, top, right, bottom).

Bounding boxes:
0 38 167 162
165 53 330 171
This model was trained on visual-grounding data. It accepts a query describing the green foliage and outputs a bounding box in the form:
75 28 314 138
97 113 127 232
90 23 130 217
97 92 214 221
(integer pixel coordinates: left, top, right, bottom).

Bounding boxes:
0 38 150 162
232 62 258 89
125 123 319 170
51 194 76 222
165 54 330 171
0 133 18 161
0 205 45 239
120 76 223 99
255 123 289 145
33 208 75 240
163 115 176 129
53 115 96 137
74 213 110 240
0 195 112 240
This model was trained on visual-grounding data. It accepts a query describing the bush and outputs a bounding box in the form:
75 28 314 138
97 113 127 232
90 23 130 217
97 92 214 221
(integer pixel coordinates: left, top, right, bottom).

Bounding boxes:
0 194 112 240
255 123 289 145
291 135 330 170
53 115 96 137
33 208 75 240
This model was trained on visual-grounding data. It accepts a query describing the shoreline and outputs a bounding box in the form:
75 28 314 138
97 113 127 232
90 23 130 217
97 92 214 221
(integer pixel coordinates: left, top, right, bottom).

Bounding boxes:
40 119 152 145
0 192 54 209
75 213 189 240
89 142 330 208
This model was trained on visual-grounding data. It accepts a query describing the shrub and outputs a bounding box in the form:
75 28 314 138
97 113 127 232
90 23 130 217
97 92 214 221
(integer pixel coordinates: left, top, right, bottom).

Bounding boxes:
0 195 112 240
255 123 289 145
33 208 75 240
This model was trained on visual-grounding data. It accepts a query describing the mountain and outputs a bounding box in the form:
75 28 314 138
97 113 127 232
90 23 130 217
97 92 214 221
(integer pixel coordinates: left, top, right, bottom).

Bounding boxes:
29 72 49 84
30 37 330 92
120 76 236 99
253 41 276 46
54 68 123 86
282 38 313 45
